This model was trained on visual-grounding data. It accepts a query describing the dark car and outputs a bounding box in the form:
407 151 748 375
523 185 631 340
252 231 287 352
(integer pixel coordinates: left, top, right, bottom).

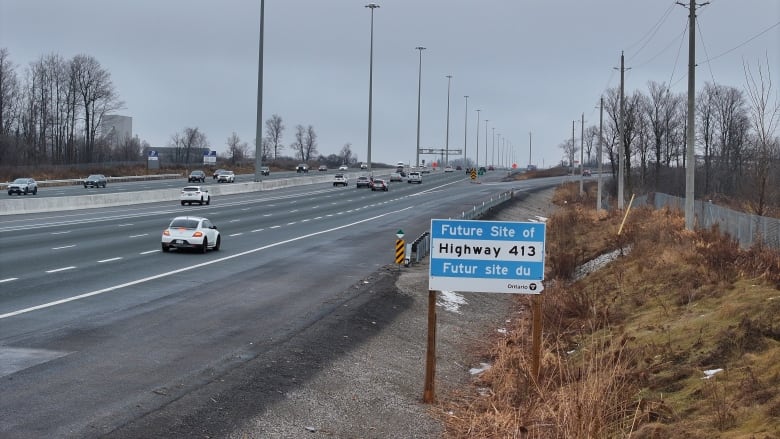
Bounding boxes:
260 166 270 176
356 176 371 188
213 168 227 179
83 174 107 188
188 170 206 182
296 164 309 173
583 169 592 177
371 178 389 191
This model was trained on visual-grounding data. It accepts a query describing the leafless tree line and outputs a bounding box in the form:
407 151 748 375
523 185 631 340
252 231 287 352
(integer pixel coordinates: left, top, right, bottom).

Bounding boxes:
0 48 138 166
560 59 779 214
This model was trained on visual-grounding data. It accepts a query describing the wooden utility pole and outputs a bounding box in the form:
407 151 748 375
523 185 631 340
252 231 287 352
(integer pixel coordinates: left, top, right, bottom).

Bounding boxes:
423 290 437 403
618 51 626 209
597 96 604 211
580 113 585 195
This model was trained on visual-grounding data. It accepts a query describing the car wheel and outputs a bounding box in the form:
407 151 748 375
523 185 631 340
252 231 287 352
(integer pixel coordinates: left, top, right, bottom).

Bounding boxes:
161 243 170 252
201 237 208 253
213 235 221 251
181 201 185 206
205 197 210 205
7 191 11 196
199 197 204 205
32 188 37 195
23 188 28 195
84 184 87 188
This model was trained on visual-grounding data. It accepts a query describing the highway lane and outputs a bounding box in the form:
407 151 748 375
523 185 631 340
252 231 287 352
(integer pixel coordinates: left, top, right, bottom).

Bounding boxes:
0 171 558 437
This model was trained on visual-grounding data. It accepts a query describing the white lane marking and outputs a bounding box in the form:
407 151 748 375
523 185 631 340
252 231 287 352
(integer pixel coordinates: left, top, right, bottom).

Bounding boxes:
301 219 310 222
229 219 240 223
287 222 296 225
314 216 323 220
270 225 281 229
241 208 251 211
46 266 76 273
1 206 413 319
263 214 272 217
117 223 134 227
251 228 264 232
290 209 299 213
98 257 122 263
50 231 71 235
52 245 75 250
128 234 148 238
229 233 243 237
0 278 18 283
140 250 159 255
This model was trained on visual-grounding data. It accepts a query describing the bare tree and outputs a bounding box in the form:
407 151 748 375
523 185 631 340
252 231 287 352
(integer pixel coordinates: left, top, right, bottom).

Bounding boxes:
264 114 284 160
291 124 305 161
303 125 317 161
169 127 208 165
583 125 598 166
743 56 780 216
558 137 577 169
697 82 718 194
645 81 671 184
226 131 249 164
340 142 354 165
72 54 122 162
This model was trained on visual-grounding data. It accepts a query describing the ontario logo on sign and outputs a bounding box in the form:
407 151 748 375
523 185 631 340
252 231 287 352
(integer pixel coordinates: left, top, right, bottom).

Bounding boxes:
429 219 546 294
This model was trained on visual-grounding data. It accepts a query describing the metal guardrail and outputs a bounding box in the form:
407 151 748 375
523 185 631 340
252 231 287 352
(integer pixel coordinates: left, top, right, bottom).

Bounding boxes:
0 174 182 189
404 190 515 266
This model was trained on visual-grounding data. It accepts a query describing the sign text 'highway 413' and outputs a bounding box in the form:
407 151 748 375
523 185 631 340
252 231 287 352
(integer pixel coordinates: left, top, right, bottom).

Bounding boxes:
429 219 546 294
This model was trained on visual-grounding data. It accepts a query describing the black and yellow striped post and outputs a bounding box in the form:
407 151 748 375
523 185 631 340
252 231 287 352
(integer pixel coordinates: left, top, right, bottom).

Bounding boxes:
395 229 405 267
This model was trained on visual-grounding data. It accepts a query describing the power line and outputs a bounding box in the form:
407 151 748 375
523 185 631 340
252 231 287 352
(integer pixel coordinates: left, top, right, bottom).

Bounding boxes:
668 20 689 89
696 16 718 86
697 20 780 65
632 21 688 70
626 1 678 60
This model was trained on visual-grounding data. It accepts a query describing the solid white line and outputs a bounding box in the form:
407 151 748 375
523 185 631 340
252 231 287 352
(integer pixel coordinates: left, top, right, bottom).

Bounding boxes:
0 278 18 283
50 231 71 235
52 245 75 250
0 206 414 320
128 234 148 238
46 266 76 273
98 257 122 263
140 250 159 255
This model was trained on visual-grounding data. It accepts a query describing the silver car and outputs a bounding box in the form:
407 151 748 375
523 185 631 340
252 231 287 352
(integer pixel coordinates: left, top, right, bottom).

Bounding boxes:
7 178 38 195
161 216 221 253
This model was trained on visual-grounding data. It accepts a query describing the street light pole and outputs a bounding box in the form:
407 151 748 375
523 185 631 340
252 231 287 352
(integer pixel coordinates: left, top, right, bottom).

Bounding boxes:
415 46 425 169
475 109 481 172
484 119 489 169
365 3 380 173
463 95 469 168
491 127 495 168
445 75 452 166
253 0 265 182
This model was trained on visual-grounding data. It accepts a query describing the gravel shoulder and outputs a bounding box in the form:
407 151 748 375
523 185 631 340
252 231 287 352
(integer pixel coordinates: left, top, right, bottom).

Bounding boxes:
107 187 557 439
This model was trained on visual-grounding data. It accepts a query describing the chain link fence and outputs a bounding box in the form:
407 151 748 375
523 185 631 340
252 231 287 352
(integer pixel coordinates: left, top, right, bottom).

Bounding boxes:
635 193 780 250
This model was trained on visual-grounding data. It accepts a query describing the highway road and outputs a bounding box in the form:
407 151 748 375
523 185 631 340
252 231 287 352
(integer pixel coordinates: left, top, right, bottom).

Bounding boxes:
0 171 561 437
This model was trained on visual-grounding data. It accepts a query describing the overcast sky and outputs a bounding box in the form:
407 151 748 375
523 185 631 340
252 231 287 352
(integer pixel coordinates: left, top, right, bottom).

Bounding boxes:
1 0 778 168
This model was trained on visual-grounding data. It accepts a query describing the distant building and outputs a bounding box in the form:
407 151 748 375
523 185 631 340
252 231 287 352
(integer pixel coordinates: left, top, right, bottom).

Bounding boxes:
101 115 133 143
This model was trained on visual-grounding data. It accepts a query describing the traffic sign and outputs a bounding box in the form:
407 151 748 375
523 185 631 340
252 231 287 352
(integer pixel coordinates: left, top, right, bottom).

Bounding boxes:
396 229 405 239
429 219 546 294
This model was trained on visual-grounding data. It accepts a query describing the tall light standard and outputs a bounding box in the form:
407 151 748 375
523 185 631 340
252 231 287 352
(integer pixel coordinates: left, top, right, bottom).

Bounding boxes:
491 126 495 168
463 96 469 168
484 119 489 169
365 3 379 173
444 75 452 166
253 0 265 182
475 109 481 172
415 46 425 169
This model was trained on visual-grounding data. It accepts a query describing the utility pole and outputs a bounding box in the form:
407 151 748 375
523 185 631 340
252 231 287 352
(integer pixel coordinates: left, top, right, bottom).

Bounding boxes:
415 46 425 169
580 112 585 195
571 120 575 176
445 75 452 166
677 0 708 230
484 119 489 169
528 131 532 168
491 126 495 168
597 96 604 211
617 51 627 209
463 95 468 168
475 109 481 174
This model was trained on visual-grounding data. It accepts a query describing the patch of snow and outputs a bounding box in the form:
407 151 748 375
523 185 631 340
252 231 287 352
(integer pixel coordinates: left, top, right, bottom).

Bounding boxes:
438 291 467 313
534 215 548 222
496 328 507 334
573 246 632 281
469 362 492 375
702 368 724 379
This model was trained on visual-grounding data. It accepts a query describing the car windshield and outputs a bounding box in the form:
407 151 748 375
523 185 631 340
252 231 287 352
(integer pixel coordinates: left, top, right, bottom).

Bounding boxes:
191 171 203 175
13 178 27 183
87 174 102 179
170 219 199 229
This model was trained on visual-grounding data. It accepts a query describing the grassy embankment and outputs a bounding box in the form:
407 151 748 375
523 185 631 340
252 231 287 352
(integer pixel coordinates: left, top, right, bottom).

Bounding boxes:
442 180 780 438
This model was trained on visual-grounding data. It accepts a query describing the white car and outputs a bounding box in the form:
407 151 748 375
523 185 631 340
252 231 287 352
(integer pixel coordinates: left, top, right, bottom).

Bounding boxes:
444 166 454 173
7 178 38 195
216 170 235 183
338 164 349 171
161 216 221 253
407 171 422 184
389 172 402 182
333 174 349 187
180 186 211 205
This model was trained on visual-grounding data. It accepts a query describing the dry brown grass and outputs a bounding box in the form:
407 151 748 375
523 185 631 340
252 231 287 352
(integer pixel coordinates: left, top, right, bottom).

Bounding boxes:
440 182 780 438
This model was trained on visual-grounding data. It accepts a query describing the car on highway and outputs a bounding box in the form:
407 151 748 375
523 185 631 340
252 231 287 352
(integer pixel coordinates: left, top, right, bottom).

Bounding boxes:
83 174 107 188
216 170 235 183
333 173 348 187
420 166 430 174
161 216 221 253
356 175 371 188
260 166 271 176
407 171 422 184
212 168 227 179
180 186 211 205
296 163 309 173
389 172 402 182
7 177 38 195
371 178 389 191
444 166 454 173
488 165 495 171
360 163 368 170
318 165 328 172
456 165 462 170
188 170 206 183
338 164 349 171
583 169 592 177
